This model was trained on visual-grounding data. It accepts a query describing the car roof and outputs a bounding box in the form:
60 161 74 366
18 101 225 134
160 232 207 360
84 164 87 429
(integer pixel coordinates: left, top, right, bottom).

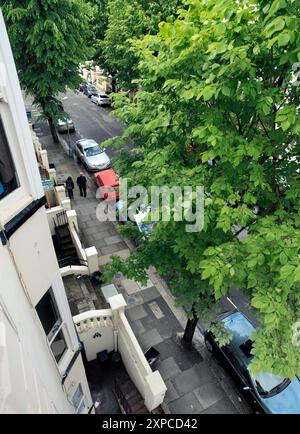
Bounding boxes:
222 311 255 345
77 139 98 148
94 169 119 186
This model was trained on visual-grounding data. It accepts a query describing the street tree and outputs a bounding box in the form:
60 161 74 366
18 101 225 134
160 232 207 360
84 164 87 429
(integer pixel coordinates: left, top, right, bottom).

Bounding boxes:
104 0 300 379
1 0 91 143
90 0 182 90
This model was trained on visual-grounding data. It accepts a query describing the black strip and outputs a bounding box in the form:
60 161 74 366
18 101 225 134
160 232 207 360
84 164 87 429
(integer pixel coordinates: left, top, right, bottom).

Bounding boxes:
0 196 46 245
61 345 82 385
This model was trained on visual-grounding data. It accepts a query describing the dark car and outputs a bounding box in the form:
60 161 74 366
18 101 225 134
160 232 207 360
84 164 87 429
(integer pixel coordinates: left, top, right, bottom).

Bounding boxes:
83 84 98 98
204 310 300 414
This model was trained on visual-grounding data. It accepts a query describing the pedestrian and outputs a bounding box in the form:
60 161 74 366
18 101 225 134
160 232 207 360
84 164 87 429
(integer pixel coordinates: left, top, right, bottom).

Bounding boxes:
65 176 74 199
77 172 87 197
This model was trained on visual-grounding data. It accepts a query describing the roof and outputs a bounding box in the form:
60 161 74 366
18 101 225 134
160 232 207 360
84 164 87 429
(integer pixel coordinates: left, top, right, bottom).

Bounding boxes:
222 311 255 363
77 139 98 149
94 169 119 186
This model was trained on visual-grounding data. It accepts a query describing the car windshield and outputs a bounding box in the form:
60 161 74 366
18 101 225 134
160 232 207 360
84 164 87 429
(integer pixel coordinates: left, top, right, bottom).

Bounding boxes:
85 145 102 157
253 372 289 396
58 117 71 125
99 94 109 98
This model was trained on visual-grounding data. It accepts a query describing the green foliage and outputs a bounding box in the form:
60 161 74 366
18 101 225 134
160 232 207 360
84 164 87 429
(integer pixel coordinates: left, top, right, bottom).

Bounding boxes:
1 0 91 122
89 0 182 89
104 0 300 378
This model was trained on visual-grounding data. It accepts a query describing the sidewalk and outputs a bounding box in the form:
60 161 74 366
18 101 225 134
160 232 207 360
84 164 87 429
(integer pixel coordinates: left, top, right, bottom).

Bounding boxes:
38 125 251 414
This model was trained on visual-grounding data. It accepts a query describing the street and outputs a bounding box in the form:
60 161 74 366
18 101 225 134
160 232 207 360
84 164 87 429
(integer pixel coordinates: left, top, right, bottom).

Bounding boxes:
58 89 124 160
34 88 254 414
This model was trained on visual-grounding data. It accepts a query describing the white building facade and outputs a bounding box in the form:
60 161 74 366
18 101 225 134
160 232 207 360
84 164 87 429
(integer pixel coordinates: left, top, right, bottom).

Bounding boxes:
0 10 92 414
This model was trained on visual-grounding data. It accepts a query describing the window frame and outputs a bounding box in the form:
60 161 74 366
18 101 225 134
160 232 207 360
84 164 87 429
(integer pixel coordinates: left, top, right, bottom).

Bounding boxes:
72 383 86 414
36 288 68 364
0 114 19 201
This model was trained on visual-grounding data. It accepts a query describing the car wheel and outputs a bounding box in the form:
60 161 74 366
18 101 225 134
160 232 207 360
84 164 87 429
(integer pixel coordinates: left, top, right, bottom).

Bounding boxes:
205 338 214 353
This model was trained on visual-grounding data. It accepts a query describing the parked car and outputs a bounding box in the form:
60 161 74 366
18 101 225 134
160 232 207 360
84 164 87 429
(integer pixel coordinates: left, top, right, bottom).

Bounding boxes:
116 200 155 235
74 138 111 171
204 310 300 414
56 114 75 133
93 169 119 201
83 84 98 98
91 92 111 107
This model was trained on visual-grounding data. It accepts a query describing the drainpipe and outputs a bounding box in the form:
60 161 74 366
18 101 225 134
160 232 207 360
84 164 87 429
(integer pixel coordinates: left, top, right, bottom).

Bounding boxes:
113 330 118 352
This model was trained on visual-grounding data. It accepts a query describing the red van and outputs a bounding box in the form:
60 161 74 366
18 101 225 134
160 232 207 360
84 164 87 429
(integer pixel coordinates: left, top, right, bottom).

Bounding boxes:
93 169 120 201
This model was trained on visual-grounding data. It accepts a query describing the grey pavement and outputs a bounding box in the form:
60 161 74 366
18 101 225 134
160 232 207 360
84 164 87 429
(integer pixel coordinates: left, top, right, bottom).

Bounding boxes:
36 90 253 414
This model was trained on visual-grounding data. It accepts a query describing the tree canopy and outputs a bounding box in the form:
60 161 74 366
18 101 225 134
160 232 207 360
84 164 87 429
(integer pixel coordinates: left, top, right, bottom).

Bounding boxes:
104 0 300 379
90 0 182 89
1 0 91 140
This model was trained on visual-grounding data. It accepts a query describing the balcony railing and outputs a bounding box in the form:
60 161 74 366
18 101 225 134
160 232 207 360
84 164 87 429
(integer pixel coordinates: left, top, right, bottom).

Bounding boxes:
74 310 114 333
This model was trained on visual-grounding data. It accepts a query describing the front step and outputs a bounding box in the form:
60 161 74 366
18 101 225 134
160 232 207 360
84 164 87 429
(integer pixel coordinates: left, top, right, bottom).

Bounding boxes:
114 379 148 414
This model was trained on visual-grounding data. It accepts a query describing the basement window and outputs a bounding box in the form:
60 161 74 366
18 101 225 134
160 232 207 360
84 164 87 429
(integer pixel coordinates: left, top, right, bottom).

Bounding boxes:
72 384 86 414
0 116 19 200
36 288 68 363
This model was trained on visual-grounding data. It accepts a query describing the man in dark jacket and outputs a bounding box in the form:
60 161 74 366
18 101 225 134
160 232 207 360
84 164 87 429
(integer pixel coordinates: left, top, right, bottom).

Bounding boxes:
77 172 87 197
65 176 74 199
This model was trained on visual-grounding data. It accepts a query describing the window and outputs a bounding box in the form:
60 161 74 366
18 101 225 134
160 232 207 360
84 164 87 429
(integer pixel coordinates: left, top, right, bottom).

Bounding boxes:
36 288 68 363
72 384 86 414
0 116 18 200
85 146 101 157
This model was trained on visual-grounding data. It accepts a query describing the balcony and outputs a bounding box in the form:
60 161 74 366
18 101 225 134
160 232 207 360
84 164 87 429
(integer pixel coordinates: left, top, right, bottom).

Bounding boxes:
73 293 167 414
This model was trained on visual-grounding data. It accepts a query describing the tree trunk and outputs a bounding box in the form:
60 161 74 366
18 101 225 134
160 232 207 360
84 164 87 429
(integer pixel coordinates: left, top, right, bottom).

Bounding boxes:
48 116 59 144
111 77 117 93
182 305 198 346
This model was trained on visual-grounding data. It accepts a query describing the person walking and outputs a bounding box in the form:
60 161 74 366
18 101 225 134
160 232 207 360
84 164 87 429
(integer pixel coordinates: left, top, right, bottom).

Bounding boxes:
65 176 74 199
77 172 87 197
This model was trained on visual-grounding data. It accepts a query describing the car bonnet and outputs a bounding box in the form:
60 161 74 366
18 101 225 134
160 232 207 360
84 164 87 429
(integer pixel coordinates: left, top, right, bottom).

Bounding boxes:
262 378 300 414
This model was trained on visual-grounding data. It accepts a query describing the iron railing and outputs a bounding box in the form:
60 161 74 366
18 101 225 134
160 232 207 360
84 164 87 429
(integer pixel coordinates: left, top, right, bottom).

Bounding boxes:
58 256 88 268
54 210 68 228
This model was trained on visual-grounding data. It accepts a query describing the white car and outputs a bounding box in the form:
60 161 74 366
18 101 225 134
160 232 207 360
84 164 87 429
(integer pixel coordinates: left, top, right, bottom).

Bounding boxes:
91 93 111 107
56 115 75 133
74 139 111 172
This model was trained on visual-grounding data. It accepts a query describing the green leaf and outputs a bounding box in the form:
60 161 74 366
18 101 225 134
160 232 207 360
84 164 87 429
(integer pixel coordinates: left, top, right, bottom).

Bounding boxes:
278 32 290 46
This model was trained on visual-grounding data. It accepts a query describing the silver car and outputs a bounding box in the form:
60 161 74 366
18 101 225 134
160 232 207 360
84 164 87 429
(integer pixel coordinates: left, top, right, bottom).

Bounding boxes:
74 139 111 172
91 92 111 107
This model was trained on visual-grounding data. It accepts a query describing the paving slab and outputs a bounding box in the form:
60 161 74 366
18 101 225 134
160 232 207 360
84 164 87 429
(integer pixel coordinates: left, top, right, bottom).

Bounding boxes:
129 319 146 336
125 304 148 322
121 279 141 295
91 231 109 241
194 381 226 410
138 328 164 349
104 235 123 245
157 357 181 381
200 397 238 414
101 243 127 255
99 249 130 266
140 286 160 303
168 392 204 414
148 301 165 319
164 378 180 404
172 363 215 396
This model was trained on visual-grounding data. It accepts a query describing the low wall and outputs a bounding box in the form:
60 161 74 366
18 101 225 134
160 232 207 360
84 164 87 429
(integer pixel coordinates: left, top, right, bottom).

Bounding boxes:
73 310 115 362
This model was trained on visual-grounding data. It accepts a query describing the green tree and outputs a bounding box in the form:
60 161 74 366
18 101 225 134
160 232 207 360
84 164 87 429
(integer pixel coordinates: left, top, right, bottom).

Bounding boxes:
1 0 91 142
90 0 182 90
104 0 300 378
